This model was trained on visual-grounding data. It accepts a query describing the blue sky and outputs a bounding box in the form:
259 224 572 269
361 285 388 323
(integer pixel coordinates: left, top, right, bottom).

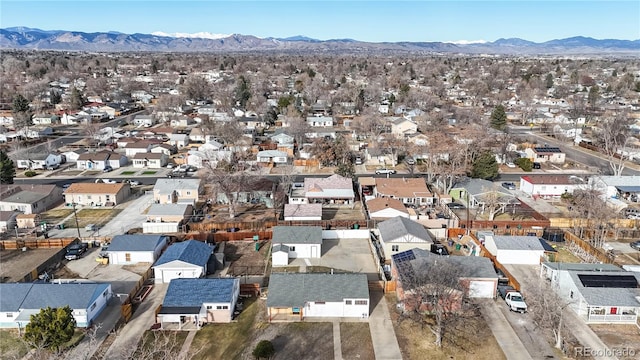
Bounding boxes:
1 1 638 42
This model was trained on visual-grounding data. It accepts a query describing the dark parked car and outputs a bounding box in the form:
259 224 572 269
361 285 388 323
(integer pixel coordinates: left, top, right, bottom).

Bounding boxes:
532 162 541 169
630 241 640 251
446 202 465 209
65 244 87 261
502 182 516 190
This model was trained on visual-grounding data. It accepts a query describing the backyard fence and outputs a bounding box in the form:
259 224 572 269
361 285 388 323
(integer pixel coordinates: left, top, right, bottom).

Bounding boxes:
120 267 154 322
0 237 76 250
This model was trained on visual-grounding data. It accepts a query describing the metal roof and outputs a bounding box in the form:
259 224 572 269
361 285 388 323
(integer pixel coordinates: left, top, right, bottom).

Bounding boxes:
542 262 622 272
108 235 168 252
266 273 369 307
272 226 323 244
154 240 212 267
161 278 238 308
567 271 640 307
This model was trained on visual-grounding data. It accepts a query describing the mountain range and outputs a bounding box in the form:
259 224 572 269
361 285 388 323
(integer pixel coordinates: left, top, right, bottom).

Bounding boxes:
1 27 639 55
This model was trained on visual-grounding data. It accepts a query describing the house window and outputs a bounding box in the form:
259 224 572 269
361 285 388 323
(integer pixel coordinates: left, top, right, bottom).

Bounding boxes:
87 195 92 200
90 303 96 311
345 300 352 305
392 245 399 252
315 302 325 305
206 305 212 310
103 290 108 297
355 300 367 305
290 246 296 252
186 191 191 195
6 313 13 318
216 305 229 310
105 195 110 201
125 253 131 262
292 307 300 314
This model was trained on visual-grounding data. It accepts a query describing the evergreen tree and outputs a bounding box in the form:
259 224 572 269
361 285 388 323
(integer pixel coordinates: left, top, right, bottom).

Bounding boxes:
0 150 16 184
252 340 275 359
471 151 499 180
12 94 32 129
25 306 76 352
234 75 252 109
69 87 85 110
490 105 507 130
545 73 554 89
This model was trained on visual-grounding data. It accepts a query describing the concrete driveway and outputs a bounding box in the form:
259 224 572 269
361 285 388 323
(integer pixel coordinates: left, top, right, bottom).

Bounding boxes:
478 299 533 360
98 193 153 236
289 238 379 281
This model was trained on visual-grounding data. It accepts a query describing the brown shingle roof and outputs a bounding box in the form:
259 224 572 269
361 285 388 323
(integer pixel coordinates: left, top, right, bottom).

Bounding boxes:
64 183 127 194
521 175 572 185
77 151 112 161
375 178 432 198
366 197 408 214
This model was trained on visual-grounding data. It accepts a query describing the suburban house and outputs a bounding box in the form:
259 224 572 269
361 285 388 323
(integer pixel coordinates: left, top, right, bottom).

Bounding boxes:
269 131 295 147
256 150 288 165
214 179 275 208
377 216 434 259
389 117 418 136
16 153 64 170
153 240 213 284
266 273 370 321
391 248 499 306
150 143 177 156
63 148 88 163
106 234 168 265
168 133 190 148
373 178 434 206
541 262 640 324
271 226 323 266
524 146 566 164
16 213 39 229
153 179 203 205
306 115 334 127
132 152 169 169
64 183 130 207
519 175 583 199
143 203 193 234
283 204 323 221
366 197 410 219
449 178 518 211
0 211 18 232
124 141 157 157
0 185 62 214
484 235 556 265
157 278 240 329
133 114 156 127
589 176 640 201
0 282 112 328
77 151 127 171
289 175 355 207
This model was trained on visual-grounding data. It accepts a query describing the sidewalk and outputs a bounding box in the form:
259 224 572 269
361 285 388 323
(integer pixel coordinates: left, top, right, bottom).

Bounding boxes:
564 308 618 360
478 300 533 360
368 291 403 360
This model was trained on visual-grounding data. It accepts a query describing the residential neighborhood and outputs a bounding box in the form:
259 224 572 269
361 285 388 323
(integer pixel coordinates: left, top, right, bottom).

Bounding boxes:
1 35 640 360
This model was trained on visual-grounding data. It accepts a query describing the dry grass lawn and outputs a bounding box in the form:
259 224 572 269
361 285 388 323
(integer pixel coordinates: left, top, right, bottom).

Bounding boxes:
340 322 375 360
386 294 506 360
40 207 74 224
63 208 122 228
0 330 29 360
590 324 640 360
133 331 188 359
554 245 582 263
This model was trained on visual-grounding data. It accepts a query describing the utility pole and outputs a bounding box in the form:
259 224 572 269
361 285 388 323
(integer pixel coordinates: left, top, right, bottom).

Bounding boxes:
72 202 81 240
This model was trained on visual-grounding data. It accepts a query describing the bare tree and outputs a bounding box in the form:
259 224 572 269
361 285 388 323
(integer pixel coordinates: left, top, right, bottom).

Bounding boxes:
527 278 573 350
203 151 258 219
567 184 613 249
595 113 633 176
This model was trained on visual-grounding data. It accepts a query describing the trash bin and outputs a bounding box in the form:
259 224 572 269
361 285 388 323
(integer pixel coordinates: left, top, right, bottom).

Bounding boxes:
255 242 260 251
455 243 462 251
448 239 454 247
353 224 359 229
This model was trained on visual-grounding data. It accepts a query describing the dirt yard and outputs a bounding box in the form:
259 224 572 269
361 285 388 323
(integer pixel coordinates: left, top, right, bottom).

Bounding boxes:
206 204 277 223
590 324 640 360
323 203 366 221
40 207 74 224
0 248 63 282
62 208 122 228
385 294 506 360
223 240 270 276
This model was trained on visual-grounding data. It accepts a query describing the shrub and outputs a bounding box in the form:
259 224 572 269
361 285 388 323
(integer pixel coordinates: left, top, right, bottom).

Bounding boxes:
514 157 533 172
252 340 275 359
24 170 37 177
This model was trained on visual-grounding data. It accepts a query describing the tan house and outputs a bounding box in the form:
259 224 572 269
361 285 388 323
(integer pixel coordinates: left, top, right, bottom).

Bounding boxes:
132 152 169 168
64 183 130 206
0 185 63 214
374 178 433 206
153 179 203 205
389 117 418 136
16 213 40 229
146 203 193 223
524 146 566 164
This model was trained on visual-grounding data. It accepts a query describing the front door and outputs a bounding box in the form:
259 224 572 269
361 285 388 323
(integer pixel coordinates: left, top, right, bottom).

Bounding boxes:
311 246 318 258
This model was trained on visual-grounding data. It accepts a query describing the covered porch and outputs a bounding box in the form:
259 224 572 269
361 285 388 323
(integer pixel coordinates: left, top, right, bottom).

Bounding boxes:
157 307 203 330
586 305 638 324
268 306 304 322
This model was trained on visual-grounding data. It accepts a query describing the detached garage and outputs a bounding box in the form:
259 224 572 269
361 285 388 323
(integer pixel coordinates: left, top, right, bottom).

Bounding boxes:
153 240 213 284
271 226 322 267
484 235 555 265
107 235 168 265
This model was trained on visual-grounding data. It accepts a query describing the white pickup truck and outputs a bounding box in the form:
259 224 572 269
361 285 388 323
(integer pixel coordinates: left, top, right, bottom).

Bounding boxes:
498 285 527 313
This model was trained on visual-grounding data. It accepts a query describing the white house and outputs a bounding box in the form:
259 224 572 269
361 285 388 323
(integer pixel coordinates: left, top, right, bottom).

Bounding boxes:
377 216 434 259
132 152 169 168
0 282 112 328
133 114 155 127
168 133 189 148
519 175 583 199
366 197 409 219
16 153 64 170
153 240 213 284
306 115 334 127
589 176 640 200
266 273 370 320
524 146 566 164
63 149 88 163
484 235 554 265
106 234 168 265
158 278 240 329
257 150 288 164
271 226 322 266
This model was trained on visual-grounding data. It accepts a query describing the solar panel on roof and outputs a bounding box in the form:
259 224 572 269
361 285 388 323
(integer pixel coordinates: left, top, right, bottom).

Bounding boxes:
578 274 638 288
392 250 416 263
534 147 562 153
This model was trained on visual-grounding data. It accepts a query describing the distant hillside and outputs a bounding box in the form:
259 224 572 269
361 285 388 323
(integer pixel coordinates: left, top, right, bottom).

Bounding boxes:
1 28 638 55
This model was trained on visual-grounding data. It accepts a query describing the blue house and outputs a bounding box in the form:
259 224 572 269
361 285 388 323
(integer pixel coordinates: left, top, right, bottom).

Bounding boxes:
0 282 112 328
152 240 213 284
157 278 240 329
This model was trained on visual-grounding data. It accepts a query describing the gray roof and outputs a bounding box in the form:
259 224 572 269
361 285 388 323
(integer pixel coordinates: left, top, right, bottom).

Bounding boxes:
272 226 323 245
162 278 238 308
490 236 546 251
272 244 290 253
147 203 192 217
257 150 288 158
108 235 168 252
596 176 640 187
452 178 511 197
266 273 369 307
568 271 640 307
392 248 498 282
542 262 622 272
1 191 49 204
5 283 111 310
0 284 33 311
283 204 322 218
154 179 201 194
377 216 433 243
154 240 212 267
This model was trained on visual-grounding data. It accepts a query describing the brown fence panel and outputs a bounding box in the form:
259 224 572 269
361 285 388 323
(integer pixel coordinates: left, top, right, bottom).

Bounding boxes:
563 230 614 264
189 221 277 232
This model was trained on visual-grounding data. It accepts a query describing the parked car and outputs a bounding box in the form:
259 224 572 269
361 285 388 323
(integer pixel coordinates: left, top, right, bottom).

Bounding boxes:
505 162 516 168
124 179 141 186
96 179 117 184
65 243 87 261
46 164 60 170
501 182 516 190
103 166 113 172
446 202 465 209
406 158 415 165
630 241 640 251
532 162 541 169
62 183 71 189
375 168 396 175
354 156 363 165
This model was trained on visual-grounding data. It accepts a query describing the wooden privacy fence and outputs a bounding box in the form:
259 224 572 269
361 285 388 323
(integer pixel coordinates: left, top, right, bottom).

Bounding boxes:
121 267 154 322
277 219 377 229
189 220 277 232
0 237 76 250
469 233 522 291
563 230 614 264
